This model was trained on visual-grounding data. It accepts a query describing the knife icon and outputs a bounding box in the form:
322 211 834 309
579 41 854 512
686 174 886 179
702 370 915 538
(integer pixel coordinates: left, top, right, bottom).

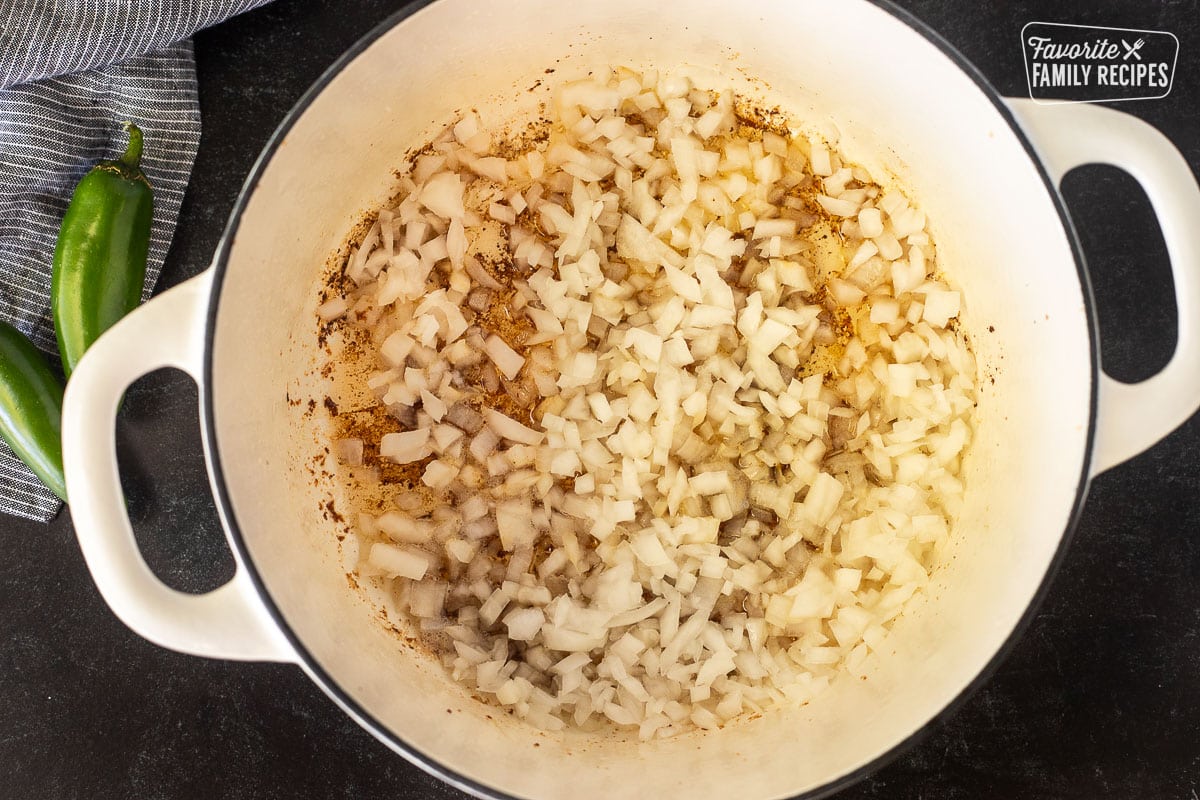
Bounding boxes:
1122 38 1145 61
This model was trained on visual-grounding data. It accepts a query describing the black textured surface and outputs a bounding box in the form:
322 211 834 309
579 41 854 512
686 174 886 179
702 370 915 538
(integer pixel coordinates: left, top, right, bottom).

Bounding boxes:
3 1 1199 798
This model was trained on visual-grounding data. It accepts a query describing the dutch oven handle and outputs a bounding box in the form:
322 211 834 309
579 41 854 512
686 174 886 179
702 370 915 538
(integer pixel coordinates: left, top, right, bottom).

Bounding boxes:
61 270 295 662
1008 99 1200 477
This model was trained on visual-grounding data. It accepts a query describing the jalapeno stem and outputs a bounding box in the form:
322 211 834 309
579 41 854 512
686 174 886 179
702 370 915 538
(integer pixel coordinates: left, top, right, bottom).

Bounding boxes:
119 122 143 169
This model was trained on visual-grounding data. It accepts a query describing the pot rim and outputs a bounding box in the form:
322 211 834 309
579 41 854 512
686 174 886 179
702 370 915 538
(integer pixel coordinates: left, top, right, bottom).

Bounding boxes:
201 2 1100 797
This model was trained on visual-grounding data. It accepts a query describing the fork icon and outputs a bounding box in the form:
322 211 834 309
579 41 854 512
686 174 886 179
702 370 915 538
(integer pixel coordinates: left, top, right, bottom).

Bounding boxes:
1122 38 1145 60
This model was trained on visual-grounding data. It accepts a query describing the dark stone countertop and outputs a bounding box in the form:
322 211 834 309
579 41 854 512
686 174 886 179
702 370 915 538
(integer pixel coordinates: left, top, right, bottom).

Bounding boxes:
2 1 1198 798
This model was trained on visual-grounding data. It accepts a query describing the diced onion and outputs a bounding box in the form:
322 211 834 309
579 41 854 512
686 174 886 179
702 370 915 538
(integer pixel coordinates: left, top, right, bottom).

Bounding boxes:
329 65 975 743
333 438 363 466
484 334 525 380
369 542 432 580
484 408 542 445
380 430 431 463
317 297 349 321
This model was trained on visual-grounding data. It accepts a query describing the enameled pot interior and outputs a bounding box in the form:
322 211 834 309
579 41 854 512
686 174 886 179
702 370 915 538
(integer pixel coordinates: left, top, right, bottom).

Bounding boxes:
207 1 1093 797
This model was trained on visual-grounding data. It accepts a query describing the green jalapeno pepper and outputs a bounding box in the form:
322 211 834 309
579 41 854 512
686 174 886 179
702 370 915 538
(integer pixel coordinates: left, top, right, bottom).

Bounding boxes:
0 321 66 503
51 122 153 377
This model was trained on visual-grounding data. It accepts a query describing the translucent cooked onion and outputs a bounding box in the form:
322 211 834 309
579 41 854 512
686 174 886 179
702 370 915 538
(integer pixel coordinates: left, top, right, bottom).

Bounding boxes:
379 430 431 464
325 65 975 741
483 407 542 445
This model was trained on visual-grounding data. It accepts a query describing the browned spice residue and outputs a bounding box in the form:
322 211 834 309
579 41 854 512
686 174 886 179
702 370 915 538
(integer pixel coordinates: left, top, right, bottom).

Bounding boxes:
323 499 344 524
830 305 855 344
492 119 552 160
733 98 792 141
478 289 530 351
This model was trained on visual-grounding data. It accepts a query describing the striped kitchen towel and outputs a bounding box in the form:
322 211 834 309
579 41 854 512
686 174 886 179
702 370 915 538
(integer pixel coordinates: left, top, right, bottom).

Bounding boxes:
0 1 273 523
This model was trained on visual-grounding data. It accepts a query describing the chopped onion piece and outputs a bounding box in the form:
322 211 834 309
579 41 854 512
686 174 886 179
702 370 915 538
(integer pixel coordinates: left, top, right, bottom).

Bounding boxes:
376 511 436 544
504 607 545 641
484 335 525 380
484 408 542 445
922 289 961 328
333 438 363 466
408 580 447 618
317 297 349 321
465 257 504 290
497 496 536 551
380 430 432 464
421 389 448 422
469 427 501 462
419 172 464 219
368 543 431 580
422 460 458 490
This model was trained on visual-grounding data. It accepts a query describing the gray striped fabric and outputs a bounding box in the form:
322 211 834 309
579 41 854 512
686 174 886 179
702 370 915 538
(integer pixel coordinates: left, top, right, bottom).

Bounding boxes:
0 1 273 523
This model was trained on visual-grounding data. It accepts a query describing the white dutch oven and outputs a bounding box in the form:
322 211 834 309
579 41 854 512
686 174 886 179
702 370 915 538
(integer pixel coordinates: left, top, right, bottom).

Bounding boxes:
61 1 1200 798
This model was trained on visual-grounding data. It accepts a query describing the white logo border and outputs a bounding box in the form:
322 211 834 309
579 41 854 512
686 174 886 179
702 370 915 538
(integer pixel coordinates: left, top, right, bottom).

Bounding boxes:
1021 20 1179 105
